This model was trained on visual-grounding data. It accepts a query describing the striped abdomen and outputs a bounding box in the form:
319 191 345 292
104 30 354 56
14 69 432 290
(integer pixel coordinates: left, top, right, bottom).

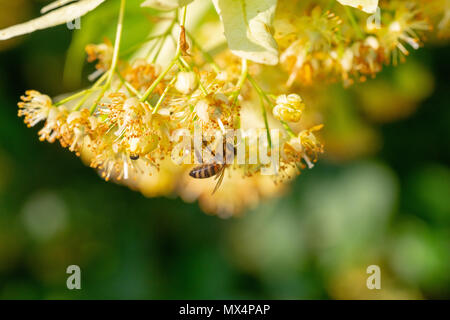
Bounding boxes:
189 164 224 179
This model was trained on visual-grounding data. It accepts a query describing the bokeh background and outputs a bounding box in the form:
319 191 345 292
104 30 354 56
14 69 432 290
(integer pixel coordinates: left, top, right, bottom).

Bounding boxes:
0 0 449 299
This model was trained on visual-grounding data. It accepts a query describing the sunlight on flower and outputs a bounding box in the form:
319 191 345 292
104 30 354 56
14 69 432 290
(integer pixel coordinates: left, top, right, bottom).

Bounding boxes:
2 0 449 216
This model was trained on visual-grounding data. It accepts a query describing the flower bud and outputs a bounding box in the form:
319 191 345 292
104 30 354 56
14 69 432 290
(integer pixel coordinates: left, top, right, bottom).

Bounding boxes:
195 100 210 123
273 94 305 122
365 36 379 50
123 97 146 122
129 133 159 157
66 111 83 125
175 71 198 94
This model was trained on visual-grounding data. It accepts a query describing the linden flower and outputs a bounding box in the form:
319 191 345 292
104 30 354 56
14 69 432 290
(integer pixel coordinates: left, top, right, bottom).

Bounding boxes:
327 37 383 85
90 136 146 181
282 124 324 169
18 90 54 127
93 146 128 181
193 92 235 128
59 109 93 154
376 2 431 65
86 41 113 71
128 134 160 159
297 124 325 168
96 93 163 160
168 72 239 131
123 59 163 93
276 6 344 86
352 37 383 78
272 94 305 123
11 0 343 216
38 106 69 143
112 96 149 138
18 91 68 144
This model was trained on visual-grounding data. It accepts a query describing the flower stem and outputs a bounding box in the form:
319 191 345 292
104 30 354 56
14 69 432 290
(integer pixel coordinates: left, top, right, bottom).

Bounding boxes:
153 77 176 114
116 72 142 99
230 59 248 129
150 36 166 63
247 75 296 138
121 32 167 57
140 6 189 103
345 6 364 40
148 16 177 60
140 59 176 102
55 88 94 107
73 71 110 111
107 0 126 86
55 70 108 108
232 59 248 105
89 0 126 113
259 94 272 149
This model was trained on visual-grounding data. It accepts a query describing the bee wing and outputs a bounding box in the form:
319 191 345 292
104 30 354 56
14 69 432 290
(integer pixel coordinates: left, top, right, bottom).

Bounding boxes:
197 138 216 163
212 166 226 195
194 146 202 164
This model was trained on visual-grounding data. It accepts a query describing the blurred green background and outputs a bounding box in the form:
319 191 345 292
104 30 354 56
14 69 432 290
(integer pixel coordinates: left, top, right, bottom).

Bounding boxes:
0 0 449 299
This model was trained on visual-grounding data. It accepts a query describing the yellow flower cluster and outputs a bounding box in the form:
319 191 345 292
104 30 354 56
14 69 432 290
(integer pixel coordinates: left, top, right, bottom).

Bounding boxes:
18 39 322 216
14 0 449 216
275 0 440 87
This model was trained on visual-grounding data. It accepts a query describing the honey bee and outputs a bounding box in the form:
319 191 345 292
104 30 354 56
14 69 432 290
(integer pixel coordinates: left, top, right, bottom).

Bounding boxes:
189 163 227 194
189 137 236 194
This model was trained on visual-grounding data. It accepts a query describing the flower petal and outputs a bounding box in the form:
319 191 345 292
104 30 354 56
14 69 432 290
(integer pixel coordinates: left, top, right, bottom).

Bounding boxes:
0 0 106 41
336 0 379 14
212 0 279 65
141 0 194 11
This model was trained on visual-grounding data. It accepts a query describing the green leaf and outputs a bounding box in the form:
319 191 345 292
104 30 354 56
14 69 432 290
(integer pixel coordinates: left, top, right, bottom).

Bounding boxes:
336 0 379 14
141 0 194 11
212 0 279 65
0 0 106 40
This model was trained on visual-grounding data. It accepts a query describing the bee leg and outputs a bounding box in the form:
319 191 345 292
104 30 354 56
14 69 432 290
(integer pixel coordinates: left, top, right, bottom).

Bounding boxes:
212 166 226 195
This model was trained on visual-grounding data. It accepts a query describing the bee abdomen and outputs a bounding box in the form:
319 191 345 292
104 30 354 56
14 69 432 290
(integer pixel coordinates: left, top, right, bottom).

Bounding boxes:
189 164 222 179
130 154 140 160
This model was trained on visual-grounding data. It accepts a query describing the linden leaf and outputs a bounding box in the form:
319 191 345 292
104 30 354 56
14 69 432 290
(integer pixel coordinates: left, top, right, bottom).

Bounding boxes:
336 0 379 14
212 0 279 65
41 0 78 14
0 0 106 41
141 0 194 11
